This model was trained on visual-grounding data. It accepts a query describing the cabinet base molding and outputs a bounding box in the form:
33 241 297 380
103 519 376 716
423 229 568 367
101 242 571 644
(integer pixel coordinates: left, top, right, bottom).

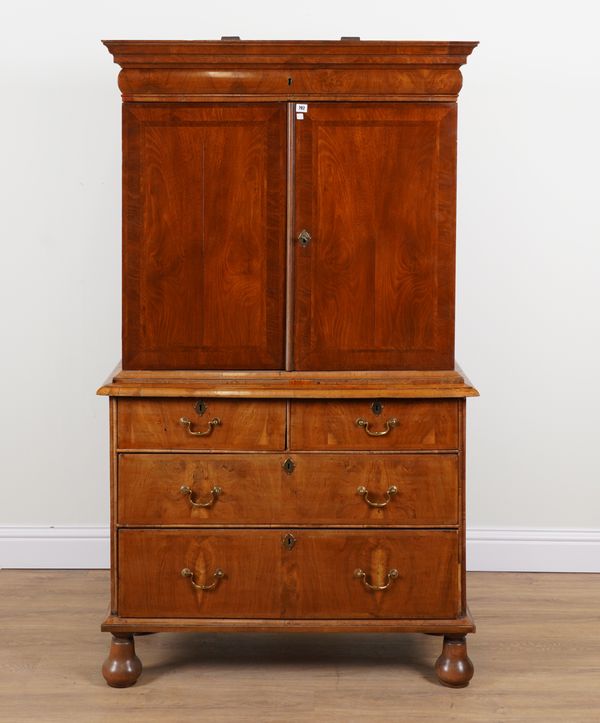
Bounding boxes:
101 609 475 635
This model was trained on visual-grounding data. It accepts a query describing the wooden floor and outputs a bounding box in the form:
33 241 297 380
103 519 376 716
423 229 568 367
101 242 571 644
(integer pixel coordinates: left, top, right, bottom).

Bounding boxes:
0 571 599 722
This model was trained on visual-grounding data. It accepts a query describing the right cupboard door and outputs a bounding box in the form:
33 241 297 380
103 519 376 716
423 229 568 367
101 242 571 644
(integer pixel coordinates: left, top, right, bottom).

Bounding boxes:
293 103 457 370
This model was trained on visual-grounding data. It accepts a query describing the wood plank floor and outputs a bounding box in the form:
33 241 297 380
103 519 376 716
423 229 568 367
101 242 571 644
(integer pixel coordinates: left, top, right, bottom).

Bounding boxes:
0 571 599 722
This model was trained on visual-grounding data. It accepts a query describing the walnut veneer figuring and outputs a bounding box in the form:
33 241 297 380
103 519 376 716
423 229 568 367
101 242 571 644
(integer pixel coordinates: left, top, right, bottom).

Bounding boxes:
99 38 478 689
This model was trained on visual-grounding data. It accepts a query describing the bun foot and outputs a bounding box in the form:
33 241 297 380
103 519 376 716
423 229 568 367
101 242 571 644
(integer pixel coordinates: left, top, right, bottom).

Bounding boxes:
435 634 474 688
102 634 142 688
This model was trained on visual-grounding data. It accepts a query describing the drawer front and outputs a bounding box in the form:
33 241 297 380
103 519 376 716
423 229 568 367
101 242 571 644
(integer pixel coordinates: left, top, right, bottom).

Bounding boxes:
117 530 459 619
118 454 281 525
117 398 286 450
118 530 282 618
286 530 459 619
118 453 458 526
290 399 459 450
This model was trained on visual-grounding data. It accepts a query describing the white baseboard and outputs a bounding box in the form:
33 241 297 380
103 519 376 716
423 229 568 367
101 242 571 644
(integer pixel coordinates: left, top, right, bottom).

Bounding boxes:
1 526 599 572
466 528 600 573
0 526 110 569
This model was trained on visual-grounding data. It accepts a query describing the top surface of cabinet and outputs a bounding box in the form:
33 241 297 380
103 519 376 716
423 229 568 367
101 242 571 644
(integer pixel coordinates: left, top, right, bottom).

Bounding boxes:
103 40 477 101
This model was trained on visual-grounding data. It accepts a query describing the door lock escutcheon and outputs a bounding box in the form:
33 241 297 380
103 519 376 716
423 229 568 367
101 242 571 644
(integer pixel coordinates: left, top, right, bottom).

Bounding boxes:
297 229 311 247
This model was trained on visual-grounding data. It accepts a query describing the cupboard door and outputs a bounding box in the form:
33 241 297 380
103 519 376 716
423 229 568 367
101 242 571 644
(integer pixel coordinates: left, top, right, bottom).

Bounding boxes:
123 103 286 370
293 103 456 371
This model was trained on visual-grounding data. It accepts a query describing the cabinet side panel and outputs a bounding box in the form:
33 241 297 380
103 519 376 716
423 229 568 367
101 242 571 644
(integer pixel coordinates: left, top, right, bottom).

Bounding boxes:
110 398 118 614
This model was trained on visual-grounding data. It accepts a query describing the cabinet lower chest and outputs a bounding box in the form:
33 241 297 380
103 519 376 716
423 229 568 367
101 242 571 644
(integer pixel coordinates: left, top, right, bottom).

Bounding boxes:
109 396 467 624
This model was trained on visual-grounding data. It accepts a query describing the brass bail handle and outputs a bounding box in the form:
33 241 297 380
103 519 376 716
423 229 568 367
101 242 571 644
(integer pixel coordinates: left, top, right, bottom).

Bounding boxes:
180 485 222 508
355 418 398 436
354 568 399 591
179 417 221 437
357 485 398 508
181 568 225 591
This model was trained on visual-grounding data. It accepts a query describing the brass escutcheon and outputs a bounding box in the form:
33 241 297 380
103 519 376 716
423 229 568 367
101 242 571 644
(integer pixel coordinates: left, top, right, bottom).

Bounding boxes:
371 400 384 416
194 399 208 416
297 229 312 247
282 458 296 475
282 533 296 550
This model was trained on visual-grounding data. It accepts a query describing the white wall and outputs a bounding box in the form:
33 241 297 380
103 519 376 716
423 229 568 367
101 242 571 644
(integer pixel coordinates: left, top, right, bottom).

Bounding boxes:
1 0 599 569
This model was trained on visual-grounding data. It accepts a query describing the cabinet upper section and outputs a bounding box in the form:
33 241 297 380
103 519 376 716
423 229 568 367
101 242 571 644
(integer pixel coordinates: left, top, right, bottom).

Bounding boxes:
102 40 478 102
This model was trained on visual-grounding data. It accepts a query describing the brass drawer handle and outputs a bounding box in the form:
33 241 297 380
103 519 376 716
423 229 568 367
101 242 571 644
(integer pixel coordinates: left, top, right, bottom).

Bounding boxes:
355 417 398 436
357 485 398 508
180 485 222 508
181 567 225 591
179 416 221 436
354 568 399 591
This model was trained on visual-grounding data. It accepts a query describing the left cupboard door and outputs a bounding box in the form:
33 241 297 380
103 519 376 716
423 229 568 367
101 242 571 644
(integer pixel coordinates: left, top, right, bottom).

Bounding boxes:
122 103 287 370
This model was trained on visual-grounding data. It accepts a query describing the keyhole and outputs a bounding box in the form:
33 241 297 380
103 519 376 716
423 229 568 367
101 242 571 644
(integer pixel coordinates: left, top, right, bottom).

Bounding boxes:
288 77 293 86
371 400 384 416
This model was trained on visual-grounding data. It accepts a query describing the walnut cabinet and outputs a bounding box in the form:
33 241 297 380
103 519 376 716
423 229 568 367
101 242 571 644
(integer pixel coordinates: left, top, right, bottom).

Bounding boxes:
99 39 478 689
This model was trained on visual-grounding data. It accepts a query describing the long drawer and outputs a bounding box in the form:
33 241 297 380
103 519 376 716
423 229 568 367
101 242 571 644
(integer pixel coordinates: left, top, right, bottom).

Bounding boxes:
289 399 459 450
117 398 286 450
118 453 459 526
118 529 459 619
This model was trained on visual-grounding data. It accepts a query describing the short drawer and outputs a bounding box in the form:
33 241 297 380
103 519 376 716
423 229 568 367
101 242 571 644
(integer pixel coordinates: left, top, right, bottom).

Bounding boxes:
117 453 458 526
290 399 459 451
117 398 286 451
117 529 459 619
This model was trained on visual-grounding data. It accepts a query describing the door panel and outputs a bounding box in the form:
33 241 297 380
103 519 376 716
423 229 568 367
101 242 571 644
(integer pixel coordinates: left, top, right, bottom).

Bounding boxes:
293 103 456 370
123 103 286 370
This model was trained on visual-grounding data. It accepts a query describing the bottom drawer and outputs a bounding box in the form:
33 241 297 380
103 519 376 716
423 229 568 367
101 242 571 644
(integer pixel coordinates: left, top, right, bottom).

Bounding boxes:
118 530 459 619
